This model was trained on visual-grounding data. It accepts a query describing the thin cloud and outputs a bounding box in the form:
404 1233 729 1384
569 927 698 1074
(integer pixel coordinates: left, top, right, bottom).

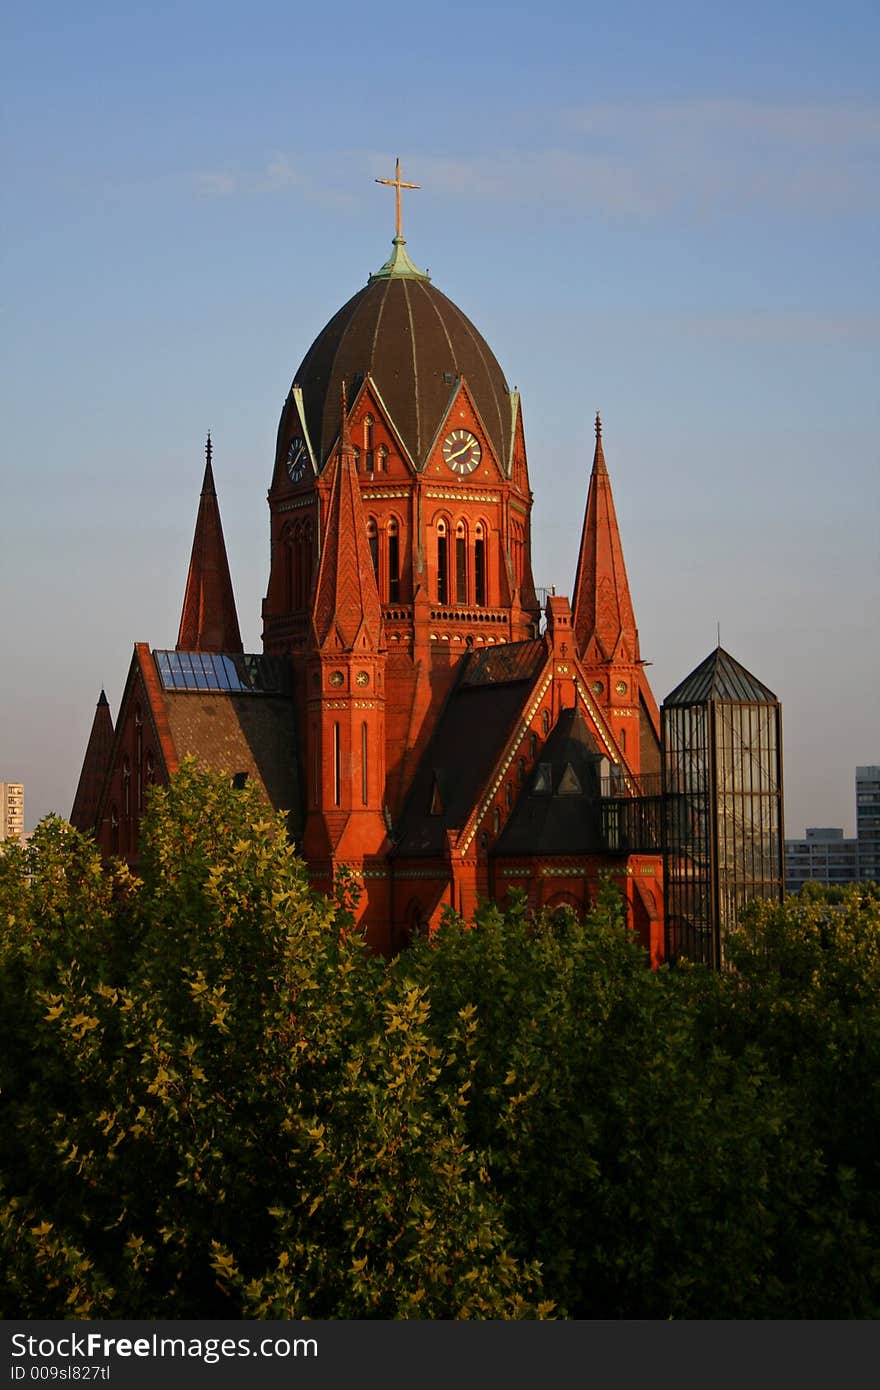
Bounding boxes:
193 155 353 208
193 108 879 219
414 102 879 217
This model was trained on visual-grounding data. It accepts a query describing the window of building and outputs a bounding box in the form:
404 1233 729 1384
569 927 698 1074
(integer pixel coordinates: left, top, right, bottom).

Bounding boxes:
122 756 131 819
474 523 486 606
377 446 388 473
455 522 467 604
542 709 551 736
135 706 143 811
367 518 379 583
364 416 374 473
493 806 501 836
333 724 341 806
110 805 119 855
361 722 368 806
388 519 400 602
437 520 448 603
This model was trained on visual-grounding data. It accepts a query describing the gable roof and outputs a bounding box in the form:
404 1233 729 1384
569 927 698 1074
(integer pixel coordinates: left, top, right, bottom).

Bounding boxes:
492 705 608 857
70 690 114 833
393 639 546 857
94 646 302 844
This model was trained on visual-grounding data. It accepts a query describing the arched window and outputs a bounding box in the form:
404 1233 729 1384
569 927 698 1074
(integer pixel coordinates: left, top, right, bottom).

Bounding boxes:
510 520 524 586
436 519 448 604
493 806 501 836
145 750 155 787
455 521 467 605
530 732 538 759
505 783 513 808
287 521 312 610
387 518 400 602
377 446 388 473
474 522 486 606
367 518 379 582
110 805 120 855
122 756 131 820
542 709 551 736
364 416 374 473
353 446 361 472
361 721 368 806
333 723 341 807
312 722 319 807
300 521 312 605
518 756 526 785
620 728 627 754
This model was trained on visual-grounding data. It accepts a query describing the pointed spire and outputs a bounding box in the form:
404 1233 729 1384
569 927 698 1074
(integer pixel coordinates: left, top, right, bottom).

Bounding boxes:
571 416 640 662
70 690 115 832
176 438 244 654
311 393 383 652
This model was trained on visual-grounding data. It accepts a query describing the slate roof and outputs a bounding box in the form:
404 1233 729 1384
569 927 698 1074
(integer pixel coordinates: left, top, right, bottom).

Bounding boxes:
283 268 513 471
492 706 609 858
161 683 302 837
393 640 546 857
663 646 778 707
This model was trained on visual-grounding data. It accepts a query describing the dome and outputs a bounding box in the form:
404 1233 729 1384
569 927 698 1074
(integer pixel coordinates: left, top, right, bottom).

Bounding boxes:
282 238 512 471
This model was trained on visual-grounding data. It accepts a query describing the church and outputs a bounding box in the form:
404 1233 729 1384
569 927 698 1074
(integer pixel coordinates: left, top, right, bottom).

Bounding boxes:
71 162 672 961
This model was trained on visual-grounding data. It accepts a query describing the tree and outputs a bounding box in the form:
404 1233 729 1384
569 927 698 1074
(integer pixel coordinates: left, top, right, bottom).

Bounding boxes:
0 764 544 1319
3 770 879 1318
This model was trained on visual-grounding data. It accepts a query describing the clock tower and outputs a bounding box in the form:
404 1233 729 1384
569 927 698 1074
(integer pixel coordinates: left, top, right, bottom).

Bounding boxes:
262 171 541 824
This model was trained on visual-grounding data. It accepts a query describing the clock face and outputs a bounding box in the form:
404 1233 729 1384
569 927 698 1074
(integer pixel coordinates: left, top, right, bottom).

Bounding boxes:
286 437 309 483
442 429 481 475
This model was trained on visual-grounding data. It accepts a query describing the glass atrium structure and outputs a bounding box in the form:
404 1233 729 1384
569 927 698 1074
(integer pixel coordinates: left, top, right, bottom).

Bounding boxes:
662 647 784 967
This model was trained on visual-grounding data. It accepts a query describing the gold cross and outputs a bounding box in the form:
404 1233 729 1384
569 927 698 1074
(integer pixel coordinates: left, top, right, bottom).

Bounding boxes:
375 157 420 239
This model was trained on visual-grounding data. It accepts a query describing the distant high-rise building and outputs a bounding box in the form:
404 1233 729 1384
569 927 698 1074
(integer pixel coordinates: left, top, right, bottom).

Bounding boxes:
784 766 879 889
0 783 24 842
856 766 880 882
785 827 860 890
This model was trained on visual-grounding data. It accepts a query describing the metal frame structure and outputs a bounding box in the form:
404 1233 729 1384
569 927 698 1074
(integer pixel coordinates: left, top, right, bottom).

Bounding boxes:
662 649 784 967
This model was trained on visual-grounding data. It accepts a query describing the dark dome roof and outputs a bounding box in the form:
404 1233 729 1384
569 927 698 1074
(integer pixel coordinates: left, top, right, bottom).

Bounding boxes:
283 242 512 470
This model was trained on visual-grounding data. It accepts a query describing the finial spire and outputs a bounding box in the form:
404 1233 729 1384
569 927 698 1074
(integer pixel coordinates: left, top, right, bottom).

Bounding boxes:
592 410 607 475
370 157 429 282
202 432 216 494
375 156 420 240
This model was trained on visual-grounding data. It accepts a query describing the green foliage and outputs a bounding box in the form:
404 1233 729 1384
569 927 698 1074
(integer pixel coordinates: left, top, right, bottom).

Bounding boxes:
0 765 541 1319
2 769 879 1318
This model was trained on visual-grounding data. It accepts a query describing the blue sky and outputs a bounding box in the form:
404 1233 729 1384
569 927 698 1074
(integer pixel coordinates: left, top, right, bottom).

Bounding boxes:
2 0 878 835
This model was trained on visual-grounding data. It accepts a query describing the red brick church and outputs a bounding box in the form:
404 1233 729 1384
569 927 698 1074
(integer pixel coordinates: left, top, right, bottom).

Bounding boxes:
71 165 666 962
